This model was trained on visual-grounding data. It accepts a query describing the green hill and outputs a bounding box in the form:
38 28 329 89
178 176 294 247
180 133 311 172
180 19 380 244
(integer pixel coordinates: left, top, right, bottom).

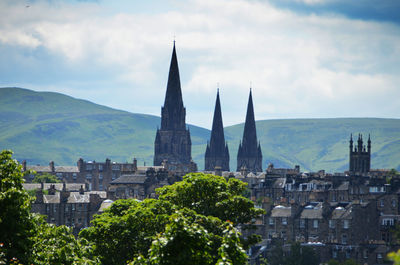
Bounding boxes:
225 118 400 172
0 87 209 166
1 87 399 172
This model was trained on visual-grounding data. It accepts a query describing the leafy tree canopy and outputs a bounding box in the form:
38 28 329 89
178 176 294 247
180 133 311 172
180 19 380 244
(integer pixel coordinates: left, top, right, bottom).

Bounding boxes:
156 173 265 225
32 172 61 183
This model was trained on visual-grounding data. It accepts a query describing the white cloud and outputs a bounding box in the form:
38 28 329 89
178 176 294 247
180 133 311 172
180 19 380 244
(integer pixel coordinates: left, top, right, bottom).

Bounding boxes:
1 0 399 128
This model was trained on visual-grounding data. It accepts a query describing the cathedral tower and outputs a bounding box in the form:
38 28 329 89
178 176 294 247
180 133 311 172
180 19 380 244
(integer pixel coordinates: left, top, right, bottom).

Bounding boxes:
237 90 263 173
154 43 192 167
205 89 230 171
349 133 371 174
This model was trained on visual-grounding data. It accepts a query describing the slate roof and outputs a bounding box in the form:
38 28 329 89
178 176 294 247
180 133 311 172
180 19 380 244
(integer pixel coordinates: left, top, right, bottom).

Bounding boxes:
331 206 352 220
271 205 292 217
273 178 286 189
23 183 83 191
42 191 107 204
301 203 324 219
110 174 147 184
98 199 114 212
26 165 78 173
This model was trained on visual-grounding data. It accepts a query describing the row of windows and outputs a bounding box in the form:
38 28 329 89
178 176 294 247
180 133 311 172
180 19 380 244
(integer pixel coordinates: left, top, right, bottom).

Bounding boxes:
269 217 350 229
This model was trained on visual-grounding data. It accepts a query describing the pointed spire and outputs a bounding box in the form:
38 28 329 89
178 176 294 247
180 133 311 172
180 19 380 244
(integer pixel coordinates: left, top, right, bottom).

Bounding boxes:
164 42 183 109
237 89 262 172
205 89 230 171
161 43 186 130
242 89 257 149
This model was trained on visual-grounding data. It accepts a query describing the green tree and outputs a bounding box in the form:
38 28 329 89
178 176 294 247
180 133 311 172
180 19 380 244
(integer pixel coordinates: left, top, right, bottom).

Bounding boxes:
0 150 37 263
32 172 60 183
157 173 265 225
389 249 400 265
31 216 97 264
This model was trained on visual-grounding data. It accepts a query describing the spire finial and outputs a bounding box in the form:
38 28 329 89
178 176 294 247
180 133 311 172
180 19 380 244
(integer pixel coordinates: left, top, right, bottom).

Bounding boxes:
250 81 252 91
217 82 219 93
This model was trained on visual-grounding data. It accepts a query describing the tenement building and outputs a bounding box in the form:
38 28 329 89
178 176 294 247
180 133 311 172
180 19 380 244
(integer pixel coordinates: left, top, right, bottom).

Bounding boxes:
153 43 197 174
237 90 263 173
241 134 400 265
204 89 230 171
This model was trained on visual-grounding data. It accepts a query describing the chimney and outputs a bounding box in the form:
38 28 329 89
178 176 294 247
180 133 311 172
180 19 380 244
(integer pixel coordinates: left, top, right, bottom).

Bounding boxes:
22 160 27 171
79 185 85 195
49 161 55 173
60 182 70 203
133 158 137 171
48 184 56 195
214 166 222 176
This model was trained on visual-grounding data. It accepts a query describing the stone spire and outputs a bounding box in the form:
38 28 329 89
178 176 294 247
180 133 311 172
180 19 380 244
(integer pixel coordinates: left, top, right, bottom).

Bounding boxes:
205 89 230 171
237 90 262 172
161 42 186 131
154 43 193 168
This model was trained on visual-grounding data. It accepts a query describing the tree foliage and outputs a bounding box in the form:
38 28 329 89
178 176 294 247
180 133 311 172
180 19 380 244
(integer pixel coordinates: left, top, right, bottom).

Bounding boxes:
32 172 60 183
157 173 265 225
1 151 264 264
0 150 37 263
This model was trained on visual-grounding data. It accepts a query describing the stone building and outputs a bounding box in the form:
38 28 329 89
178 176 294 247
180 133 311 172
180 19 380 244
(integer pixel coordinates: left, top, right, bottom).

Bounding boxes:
349 133 371 174
237 90 263 173
107 166 172 200
31 182 107 235
154 43 196 174
23 160 79 183
205 90 230 171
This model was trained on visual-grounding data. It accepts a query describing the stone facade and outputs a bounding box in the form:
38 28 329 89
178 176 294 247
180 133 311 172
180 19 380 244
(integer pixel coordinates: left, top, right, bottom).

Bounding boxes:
31 182 107 235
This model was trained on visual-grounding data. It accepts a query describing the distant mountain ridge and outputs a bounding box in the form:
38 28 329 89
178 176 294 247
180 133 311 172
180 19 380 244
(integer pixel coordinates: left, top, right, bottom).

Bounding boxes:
1 87 399 172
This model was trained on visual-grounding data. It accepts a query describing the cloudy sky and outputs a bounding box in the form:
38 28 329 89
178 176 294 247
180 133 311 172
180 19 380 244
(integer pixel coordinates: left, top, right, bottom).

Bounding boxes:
1 0 400 128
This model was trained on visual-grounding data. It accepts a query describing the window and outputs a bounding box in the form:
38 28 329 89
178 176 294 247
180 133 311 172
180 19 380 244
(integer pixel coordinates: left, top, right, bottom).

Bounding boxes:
380 200 384 207
282 217 287 225
86 174 92 180
343 220 349 229
73 173 77 180
300 219 305 228
269 218 274 225
332 250 337 258
98 164 103 171
99 173 103 180
99 183 103 190
363 249 368 259
382 218 394 226
313 219 319 228
329 220 335 229
72 204 75 211
53 205 57 213
392 199 396 208
86 164 93 170
112 164 120 171
112 173 117 180
342 234 347 244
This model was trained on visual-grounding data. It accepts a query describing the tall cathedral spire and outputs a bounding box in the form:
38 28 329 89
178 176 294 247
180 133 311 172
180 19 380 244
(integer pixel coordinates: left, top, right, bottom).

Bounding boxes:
237 89 262 173
154 43 194 170
161 42 185 130
205 89 230 171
